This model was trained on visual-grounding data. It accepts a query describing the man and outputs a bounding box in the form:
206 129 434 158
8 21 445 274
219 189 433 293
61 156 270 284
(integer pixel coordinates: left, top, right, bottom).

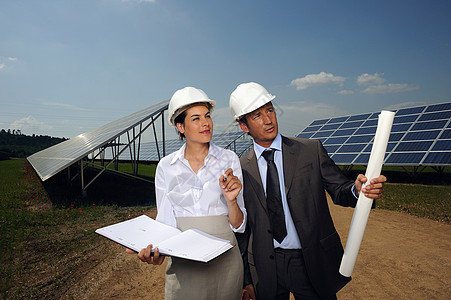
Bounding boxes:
229 82 386 300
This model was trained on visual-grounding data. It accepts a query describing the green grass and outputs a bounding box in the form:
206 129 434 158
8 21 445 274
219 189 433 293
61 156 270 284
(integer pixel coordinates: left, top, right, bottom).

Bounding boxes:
0 159 152 299
378 183 450 223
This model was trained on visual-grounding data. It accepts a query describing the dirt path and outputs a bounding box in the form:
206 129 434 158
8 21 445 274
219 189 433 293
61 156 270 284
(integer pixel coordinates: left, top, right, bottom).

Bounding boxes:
78 198 450 300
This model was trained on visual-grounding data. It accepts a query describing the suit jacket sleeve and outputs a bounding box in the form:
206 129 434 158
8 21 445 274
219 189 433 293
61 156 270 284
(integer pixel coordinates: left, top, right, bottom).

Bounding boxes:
235 223 253 287
316 139 357 207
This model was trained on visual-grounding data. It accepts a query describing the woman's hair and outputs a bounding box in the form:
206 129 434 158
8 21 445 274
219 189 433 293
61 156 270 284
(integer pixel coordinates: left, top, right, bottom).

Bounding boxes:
174 102 213 140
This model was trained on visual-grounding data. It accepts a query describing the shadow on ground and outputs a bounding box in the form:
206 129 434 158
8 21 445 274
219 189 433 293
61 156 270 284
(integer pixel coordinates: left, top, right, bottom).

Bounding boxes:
343 169 451 185
42 166 156 207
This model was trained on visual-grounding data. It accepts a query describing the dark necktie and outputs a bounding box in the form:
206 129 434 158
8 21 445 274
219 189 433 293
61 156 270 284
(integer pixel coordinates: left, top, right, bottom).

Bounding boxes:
261 149 287 243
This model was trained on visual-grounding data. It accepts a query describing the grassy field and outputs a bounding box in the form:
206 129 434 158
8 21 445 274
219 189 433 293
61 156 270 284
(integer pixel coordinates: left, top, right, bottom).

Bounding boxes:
0 159 449 298
0 159 151 299
378 183 450 223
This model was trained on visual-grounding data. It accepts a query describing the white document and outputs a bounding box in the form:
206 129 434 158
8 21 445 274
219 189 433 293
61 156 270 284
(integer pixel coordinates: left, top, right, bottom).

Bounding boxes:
95 215 234 263
339 110 395 277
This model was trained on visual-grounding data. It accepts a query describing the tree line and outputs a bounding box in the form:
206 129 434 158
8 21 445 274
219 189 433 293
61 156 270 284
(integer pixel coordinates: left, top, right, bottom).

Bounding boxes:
0 129 67 160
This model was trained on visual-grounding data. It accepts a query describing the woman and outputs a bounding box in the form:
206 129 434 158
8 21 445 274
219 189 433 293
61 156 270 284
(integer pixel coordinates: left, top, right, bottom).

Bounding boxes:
131 87 246 300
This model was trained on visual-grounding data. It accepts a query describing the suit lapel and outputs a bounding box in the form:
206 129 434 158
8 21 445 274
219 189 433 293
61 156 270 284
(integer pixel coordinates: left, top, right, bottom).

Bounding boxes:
282 136 297 195
243 148 268 212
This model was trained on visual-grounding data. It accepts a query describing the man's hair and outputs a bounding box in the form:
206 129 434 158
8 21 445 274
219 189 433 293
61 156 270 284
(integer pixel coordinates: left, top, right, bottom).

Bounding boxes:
174 102 213 140
238 115 248 126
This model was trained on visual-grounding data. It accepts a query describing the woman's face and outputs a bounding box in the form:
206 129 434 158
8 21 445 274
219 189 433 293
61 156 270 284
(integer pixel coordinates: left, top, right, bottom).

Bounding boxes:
176 105 213 144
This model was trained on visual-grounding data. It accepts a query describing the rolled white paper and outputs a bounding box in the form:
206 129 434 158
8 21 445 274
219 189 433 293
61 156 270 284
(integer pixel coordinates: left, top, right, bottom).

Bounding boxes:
339 110 395 277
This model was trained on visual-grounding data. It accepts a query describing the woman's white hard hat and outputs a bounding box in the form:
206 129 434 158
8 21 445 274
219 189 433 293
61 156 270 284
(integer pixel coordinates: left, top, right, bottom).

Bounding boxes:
168 87 216 126
229 82 275 121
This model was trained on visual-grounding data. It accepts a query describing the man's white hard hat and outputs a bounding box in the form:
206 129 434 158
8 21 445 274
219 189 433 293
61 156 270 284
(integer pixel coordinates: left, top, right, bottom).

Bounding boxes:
168 87 216 126
229 82 275 121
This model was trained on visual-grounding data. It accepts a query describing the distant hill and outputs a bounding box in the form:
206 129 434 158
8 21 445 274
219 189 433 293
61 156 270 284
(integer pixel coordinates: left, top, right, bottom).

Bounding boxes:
0 129 67 160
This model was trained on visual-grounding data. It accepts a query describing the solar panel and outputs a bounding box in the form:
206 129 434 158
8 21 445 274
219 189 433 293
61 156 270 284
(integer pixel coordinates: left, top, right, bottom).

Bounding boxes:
333 128 356 136
296 132 314 139
312 131 334 138
337 144 366 153
432 140 451 151
295 101 451 166
395 141 433 152
328 116 349 124
392 123 412 132
347 135 373 144
103 131 252 161
321 123 341 131
418 111 451 121
386 153 425 164
310 119 328 126
355 127 376 135
440 129 451 139
396 106 425 116
348 113 372 121
303 125 322 132
403 131 440 141
324 136 348 145
411 120 447 131
425 103 451 112
28 100 170 181
340 121 364 129
423 152 451 164
363 119 378 127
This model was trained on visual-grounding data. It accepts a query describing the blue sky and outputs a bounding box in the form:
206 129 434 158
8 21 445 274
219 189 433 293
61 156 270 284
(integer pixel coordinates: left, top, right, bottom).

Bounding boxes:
1 0 450 140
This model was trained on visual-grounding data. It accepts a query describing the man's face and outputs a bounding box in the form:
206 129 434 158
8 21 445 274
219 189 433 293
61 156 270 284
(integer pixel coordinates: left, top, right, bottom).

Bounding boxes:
239 102 278 148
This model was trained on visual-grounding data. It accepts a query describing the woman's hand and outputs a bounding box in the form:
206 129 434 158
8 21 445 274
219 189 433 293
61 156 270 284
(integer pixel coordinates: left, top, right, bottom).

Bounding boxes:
219 168 242 204
126 244 165 265
220 168 244 229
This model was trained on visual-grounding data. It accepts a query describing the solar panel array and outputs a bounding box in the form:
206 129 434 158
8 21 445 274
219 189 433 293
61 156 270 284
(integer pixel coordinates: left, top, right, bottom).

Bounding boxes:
106 131 253 161
296 102 451 166
28 100 169 181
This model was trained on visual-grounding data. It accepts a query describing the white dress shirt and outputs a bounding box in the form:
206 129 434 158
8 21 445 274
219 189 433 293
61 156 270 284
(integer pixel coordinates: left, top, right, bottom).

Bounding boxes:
254 133 302 249
155 142 247 233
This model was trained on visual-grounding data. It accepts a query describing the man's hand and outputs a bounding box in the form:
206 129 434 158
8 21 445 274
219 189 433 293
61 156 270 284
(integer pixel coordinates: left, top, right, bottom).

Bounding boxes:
125 244 165 265
242 284 256 300
355 174 387 199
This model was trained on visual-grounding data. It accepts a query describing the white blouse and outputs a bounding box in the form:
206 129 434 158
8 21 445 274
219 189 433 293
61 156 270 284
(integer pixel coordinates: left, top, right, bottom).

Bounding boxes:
155 143 247 233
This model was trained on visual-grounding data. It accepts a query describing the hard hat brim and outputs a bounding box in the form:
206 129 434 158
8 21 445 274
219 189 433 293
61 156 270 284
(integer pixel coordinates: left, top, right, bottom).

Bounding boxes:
169 100 216 126
233 95 275 122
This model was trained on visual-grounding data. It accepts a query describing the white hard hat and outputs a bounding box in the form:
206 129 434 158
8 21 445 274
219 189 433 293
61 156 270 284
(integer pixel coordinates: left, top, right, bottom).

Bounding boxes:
168 87 216 126
229 82 275 121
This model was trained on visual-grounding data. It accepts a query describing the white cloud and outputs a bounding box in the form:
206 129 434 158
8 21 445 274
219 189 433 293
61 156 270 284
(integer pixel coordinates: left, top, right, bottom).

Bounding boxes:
290 72 346 90
357 73 385 86
337 90 354 95
42 101 87 111
0 64 4 70
9 116 53 135
8 57 18 61
362 83 420 94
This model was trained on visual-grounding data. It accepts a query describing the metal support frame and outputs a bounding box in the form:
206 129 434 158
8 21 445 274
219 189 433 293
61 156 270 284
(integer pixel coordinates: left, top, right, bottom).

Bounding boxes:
71 109 167 194
401 165 427 178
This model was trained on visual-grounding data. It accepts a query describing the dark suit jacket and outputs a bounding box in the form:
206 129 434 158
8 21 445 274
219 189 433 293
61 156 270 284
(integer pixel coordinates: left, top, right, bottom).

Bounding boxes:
236 136 358 299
